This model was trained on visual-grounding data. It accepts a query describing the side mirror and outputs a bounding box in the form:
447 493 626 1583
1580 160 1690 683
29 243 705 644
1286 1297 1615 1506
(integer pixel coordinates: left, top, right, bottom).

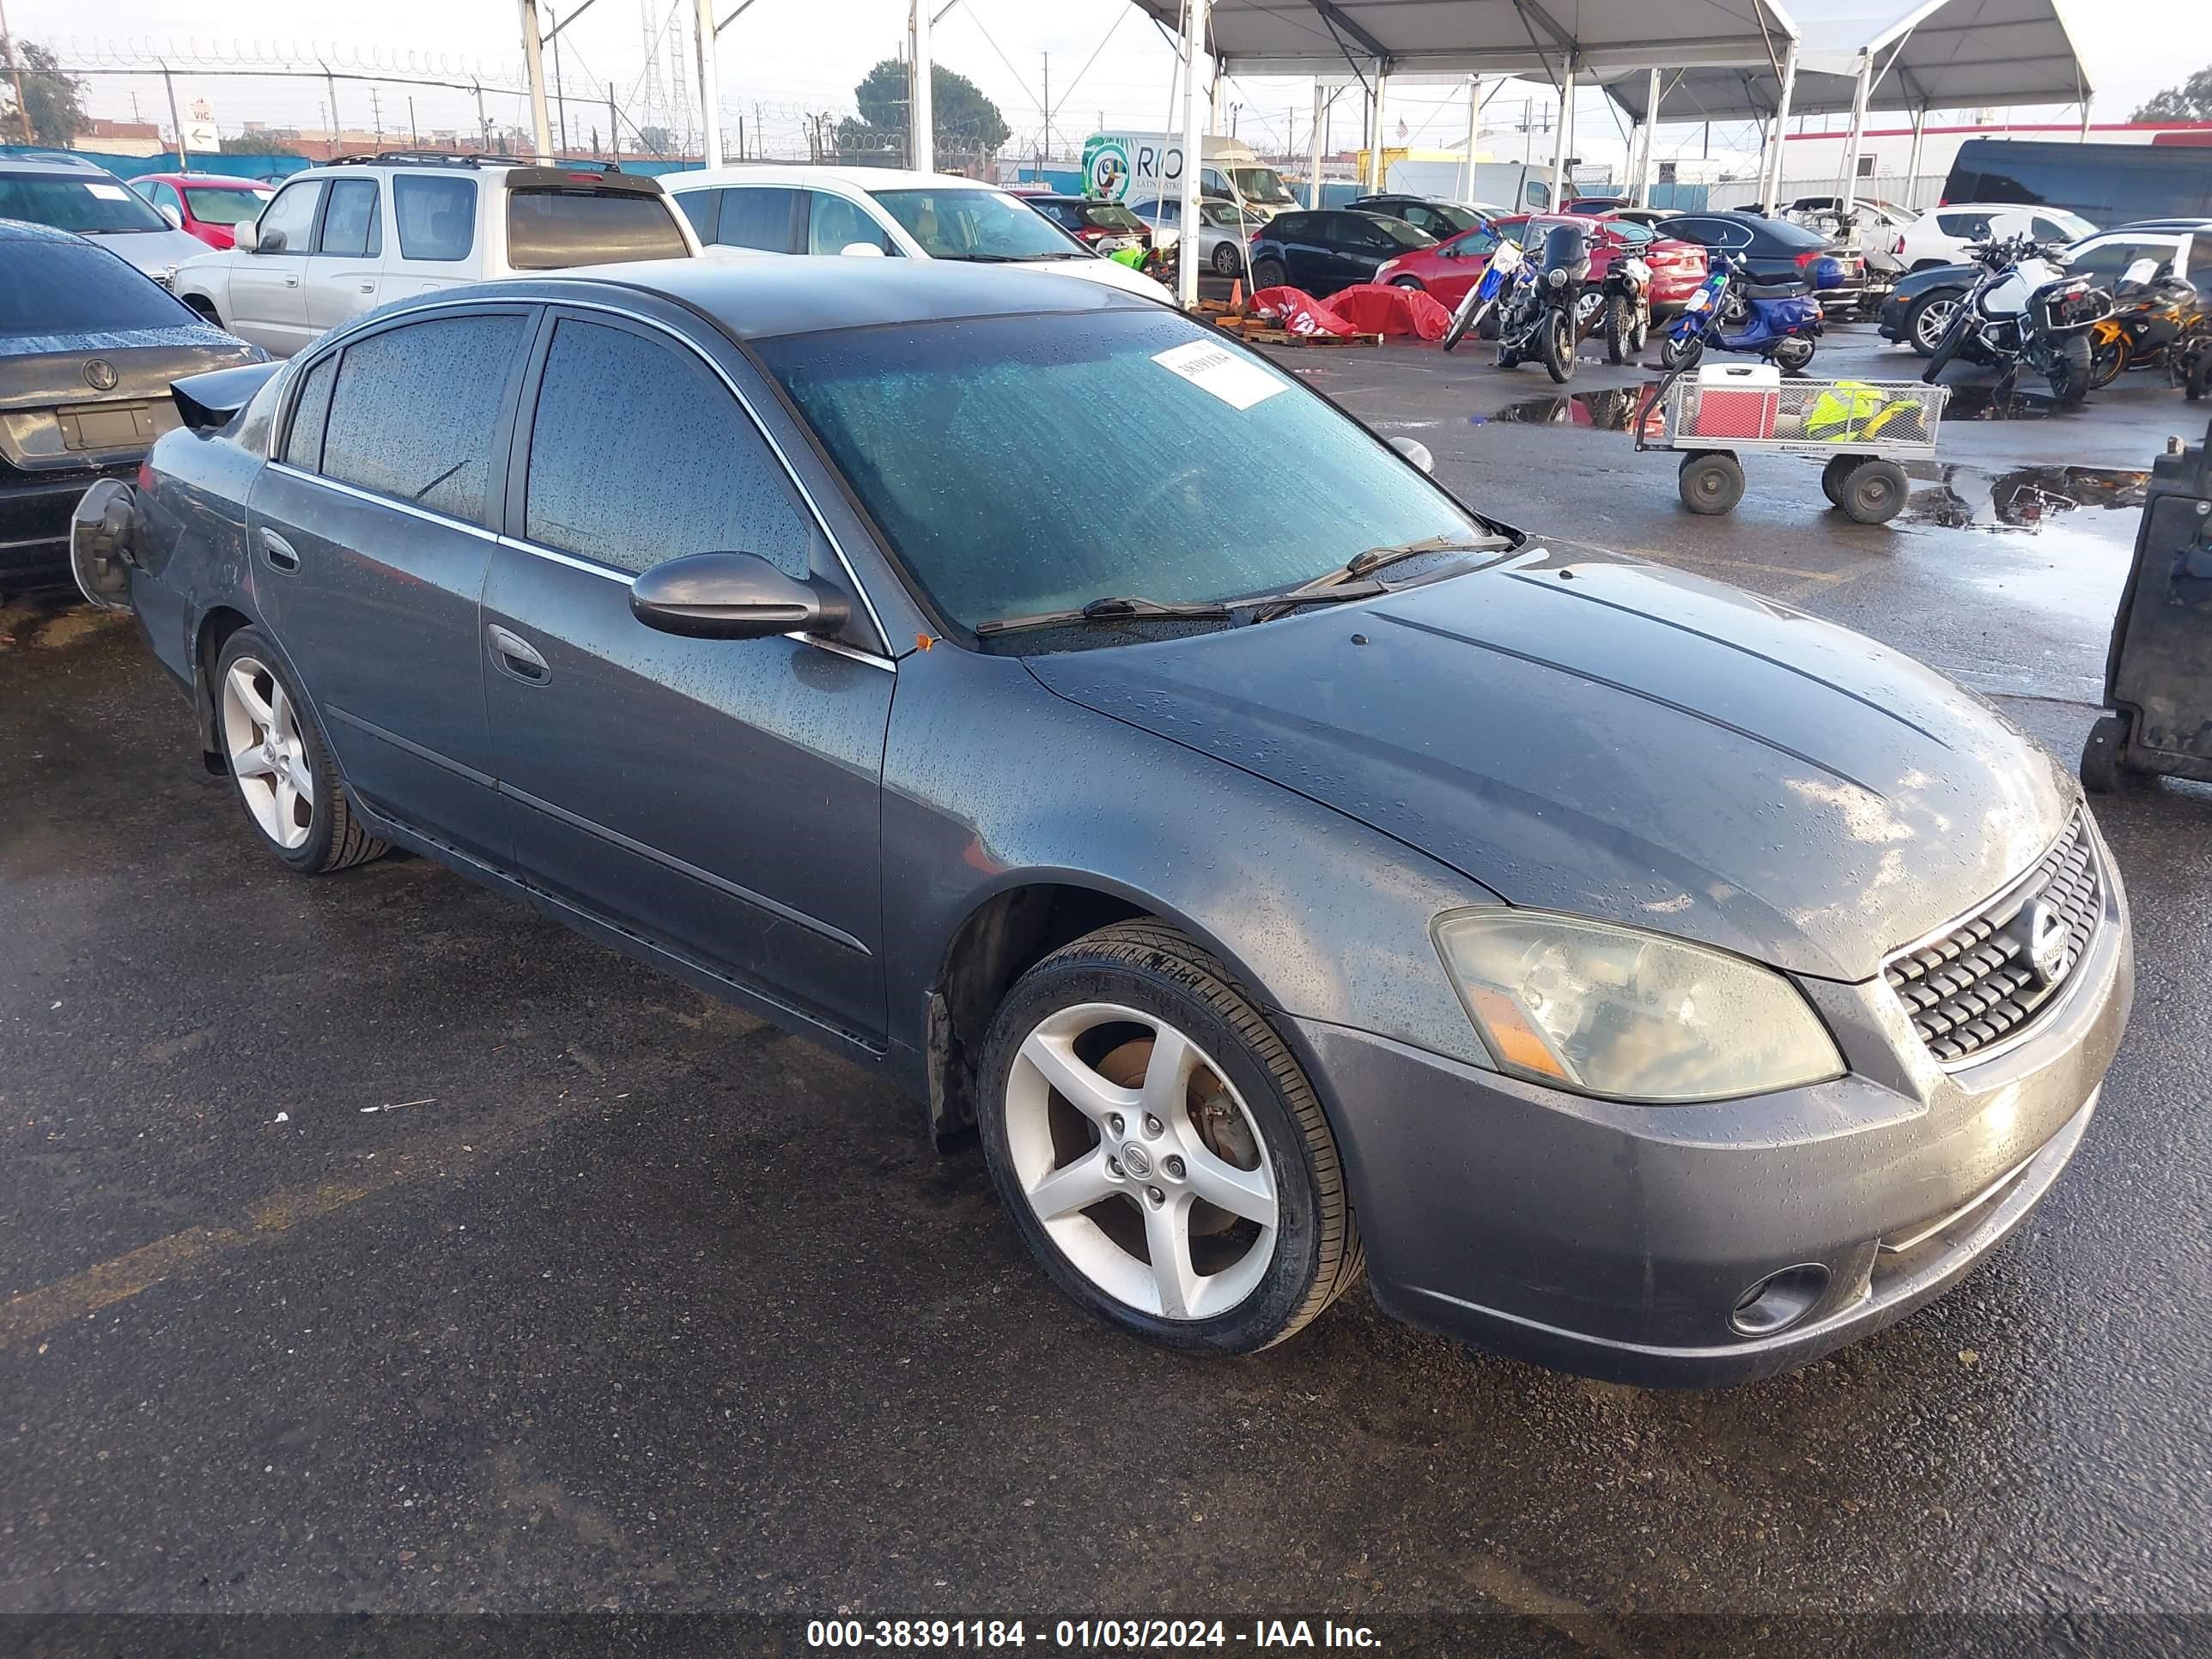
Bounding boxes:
1389 436 1436 474
255 226 287 254
839 241 886 258
629 550 850 641
159 203 184 229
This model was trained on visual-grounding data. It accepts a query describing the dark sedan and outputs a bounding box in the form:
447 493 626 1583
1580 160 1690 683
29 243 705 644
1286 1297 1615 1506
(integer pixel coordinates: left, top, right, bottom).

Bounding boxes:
1 218 263 593
1655 210 1864 308
90 258 2129 1385
1022 194 1152 255
1344 194 1488 242
1249 209 1436 295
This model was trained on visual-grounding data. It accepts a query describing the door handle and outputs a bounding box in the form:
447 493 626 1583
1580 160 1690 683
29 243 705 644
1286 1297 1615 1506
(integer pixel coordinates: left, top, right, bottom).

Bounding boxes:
487 623 550 684
358 280 377 293
260 529 300 572
283 274 300 288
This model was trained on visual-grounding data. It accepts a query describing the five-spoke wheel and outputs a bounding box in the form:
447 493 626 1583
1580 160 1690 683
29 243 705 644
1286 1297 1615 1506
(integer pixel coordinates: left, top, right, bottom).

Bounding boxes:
214 627 386 873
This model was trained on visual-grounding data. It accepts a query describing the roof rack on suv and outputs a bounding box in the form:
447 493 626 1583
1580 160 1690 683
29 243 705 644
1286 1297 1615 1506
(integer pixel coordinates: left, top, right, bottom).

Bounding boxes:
328 150 530 169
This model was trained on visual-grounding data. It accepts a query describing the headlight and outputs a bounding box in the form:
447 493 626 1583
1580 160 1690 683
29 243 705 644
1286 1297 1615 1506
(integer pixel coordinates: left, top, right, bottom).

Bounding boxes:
1547 267 1566 288
1432 910 1844 1103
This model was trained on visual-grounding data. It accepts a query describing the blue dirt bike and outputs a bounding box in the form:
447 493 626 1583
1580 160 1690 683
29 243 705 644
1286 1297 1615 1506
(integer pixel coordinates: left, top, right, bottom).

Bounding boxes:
1659 252 1823 372
1440 235 1528 353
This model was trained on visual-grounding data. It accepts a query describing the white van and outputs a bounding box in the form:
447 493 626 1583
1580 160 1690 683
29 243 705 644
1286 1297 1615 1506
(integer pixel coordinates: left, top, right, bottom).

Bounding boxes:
1081 134 1301 221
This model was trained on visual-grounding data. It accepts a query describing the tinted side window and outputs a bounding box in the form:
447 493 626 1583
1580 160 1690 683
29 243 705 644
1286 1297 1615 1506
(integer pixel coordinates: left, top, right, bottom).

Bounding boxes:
1667 217 1720 245
255 180 322 253
321 313 525 524
523 318 815 579
1938 211 1992 239
716 186 798 252
283 355 338 469
392 175 477 262
505 189 688 268
674 188 718 241
319 179 383 258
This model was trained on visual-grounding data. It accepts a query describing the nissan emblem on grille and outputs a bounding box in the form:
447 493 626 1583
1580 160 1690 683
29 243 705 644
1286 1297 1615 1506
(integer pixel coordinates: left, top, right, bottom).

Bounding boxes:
1882 812 2101 1063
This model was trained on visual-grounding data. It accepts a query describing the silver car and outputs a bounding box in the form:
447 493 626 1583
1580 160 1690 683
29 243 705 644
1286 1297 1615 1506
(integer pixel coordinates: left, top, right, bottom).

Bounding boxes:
1127 193 1266 277
0 151 212 289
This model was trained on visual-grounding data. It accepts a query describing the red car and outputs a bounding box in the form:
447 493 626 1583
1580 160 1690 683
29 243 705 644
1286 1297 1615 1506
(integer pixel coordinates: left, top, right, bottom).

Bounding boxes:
127 173 276 251
1377 211 1708 314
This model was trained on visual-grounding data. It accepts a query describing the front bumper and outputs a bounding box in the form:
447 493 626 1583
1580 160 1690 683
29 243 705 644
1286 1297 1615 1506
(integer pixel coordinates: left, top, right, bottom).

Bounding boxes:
3 462 139 588
1876 291 1915 342
1297 822 2133 1388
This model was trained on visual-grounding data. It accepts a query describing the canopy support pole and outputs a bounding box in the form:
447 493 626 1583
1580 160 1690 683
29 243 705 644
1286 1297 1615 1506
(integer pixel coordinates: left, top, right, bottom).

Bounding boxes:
1760 41 1796 210
1311 80 1327 207
908 0 932 173
1840 50 1872 217
1178 0 1209 307
1636 66 1660 205
1547 61 1574 204
1365 61 1389 191
1462 75 1480 202
1905 106 1927 202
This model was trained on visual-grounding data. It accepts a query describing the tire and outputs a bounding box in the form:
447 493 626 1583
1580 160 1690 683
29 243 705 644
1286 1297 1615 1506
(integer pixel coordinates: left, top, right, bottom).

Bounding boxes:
1440 295 1485 353
1678 450 1745 514
1922 313 1969 384
2080 711 2146 794
1631 310 1650 353
213 628 386 873
2088 327 2127 390
2045 331 2093 405
2190 352 2212 402
1251 257 1286 291
1838 458 1909 525
1820 453 1859 507
1602 294 1632 365
1904 289 1961 358
1659 331 1703 372
975 921 1363 1355
1389 275 1425 292
1771 332 1816 373
1541 309 1575 383
1211 241 1242 276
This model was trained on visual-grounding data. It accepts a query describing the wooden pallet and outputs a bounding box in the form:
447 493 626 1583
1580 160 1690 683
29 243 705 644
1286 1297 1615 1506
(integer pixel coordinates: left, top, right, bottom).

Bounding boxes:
1241 327 1383 348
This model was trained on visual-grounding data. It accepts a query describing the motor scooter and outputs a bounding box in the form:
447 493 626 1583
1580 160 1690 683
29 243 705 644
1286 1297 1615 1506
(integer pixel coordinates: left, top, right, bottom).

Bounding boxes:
1660 253 1822 372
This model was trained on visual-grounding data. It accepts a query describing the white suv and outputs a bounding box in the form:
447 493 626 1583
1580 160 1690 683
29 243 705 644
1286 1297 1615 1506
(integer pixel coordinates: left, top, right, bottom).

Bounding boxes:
172 154 700 356
1892 202 2097 270
662 165 1172 302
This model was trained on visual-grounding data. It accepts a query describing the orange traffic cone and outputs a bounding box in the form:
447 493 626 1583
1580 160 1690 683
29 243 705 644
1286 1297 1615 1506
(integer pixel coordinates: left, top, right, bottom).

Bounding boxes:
1229 276 1244 311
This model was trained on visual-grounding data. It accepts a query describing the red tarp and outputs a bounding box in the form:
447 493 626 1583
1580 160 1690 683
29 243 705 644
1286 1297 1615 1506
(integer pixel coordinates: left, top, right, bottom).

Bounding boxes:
1250 283 1454 341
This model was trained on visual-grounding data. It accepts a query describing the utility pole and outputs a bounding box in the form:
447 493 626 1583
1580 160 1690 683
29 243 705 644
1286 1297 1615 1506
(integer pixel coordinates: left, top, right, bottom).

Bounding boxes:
1041 52 1050 165
2 0 34 145
609 82 619 157
370 87 383 147
475 78 489 152
324 64 340 152
693 0 720 167
550 5 571 157
161 65 190 168
409 96 418 149
518 0 556 163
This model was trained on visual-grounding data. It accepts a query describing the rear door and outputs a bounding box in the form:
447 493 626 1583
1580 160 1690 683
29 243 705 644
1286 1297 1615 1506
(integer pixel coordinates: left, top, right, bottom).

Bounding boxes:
228 177 322 355
302 175 385 337
705 185 802 253
480 306 892 1041
250 305 534 862
383 173 480 301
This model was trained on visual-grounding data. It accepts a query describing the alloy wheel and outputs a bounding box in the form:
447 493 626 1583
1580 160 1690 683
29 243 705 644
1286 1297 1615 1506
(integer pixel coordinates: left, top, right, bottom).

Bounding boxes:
1001 1001 1279 1321
1913 297 1957 352
222 657 315 850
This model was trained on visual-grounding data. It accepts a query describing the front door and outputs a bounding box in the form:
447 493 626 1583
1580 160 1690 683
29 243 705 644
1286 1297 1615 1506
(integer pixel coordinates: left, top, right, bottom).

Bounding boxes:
303 175 385 337
228 178 322 355
481 308 891 1042
250 306 534 862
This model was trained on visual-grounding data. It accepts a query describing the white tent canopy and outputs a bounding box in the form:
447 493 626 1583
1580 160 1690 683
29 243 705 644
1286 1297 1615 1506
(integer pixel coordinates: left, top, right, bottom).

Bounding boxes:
1126 0 1802 77
1601 0 2092 125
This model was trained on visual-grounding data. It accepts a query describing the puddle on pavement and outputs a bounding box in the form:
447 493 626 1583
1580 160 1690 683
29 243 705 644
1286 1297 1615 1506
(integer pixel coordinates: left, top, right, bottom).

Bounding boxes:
1474 387 1653 429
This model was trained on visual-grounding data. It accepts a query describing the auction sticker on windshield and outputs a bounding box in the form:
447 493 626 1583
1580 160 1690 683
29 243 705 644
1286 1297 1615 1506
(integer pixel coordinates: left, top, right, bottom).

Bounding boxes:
1151 340 1288 411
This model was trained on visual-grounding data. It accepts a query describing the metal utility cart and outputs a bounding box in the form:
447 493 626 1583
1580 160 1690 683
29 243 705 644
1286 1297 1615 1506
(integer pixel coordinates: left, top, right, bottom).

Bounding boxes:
1634 365 1950 524
2081 416 2212 793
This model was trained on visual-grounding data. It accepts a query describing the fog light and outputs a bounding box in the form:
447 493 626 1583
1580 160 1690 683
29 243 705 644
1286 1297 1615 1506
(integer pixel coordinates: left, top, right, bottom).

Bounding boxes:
1729 1263 1830 1337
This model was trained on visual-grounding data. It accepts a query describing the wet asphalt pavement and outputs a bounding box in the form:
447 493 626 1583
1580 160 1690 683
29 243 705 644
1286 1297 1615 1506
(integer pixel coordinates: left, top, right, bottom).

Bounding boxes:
3 322 2210 1655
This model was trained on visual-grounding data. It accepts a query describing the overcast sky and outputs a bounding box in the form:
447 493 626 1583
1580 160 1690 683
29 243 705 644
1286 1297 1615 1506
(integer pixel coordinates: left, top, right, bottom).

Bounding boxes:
14 0 2210 169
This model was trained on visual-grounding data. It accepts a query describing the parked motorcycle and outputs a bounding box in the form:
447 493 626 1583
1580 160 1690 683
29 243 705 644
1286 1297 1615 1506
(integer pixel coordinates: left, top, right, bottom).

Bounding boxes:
2087 257 2205 390
1921 233 2111 405
1591 252 1653 365
1440 235 1524 353
1493 222 1592 383
1659 253 1821 373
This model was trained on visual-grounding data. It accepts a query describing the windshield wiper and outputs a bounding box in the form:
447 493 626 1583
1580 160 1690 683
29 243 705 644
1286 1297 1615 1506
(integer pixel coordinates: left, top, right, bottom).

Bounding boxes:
975 595 1237 635
1258 532 1514 611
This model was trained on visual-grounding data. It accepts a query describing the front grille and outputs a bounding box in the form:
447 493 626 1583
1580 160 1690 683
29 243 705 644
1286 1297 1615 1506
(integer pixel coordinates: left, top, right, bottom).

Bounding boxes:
1885 812 2102 1063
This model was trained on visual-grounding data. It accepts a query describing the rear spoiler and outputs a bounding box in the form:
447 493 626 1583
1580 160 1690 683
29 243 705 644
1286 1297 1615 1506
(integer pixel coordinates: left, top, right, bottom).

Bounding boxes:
504 165 665 196
172 360 284 433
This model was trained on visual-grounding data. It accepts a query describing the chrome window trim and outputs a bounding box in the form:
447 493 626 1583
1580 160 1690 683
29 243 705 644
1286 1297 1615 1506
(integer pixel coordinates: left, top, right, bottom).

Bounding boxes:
265 290 896 662
265 459 500 542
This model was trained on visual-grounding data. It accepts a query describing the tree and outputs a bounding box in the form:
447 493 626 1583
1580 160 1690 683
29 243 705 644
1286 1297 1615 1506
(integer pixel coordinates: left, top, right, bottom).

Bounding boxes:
844 57 1008 168
2132 64 2212 122
1 37 89 146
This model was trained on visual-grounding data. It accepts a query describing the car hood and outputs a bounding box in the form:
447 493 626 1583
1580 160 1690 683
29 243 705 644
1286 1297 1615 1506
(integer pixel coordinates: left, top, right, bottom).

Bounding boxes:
78 226 215 277
1024 558 2074 983
1028 253 1176 302
1897 261 1973 299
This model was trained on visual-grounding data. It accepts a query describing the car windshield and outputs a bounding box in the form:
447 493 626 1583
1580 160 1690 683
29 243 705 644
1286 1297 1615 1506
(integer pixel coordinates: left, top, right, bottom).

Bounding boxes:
0 173 171 234
1425 204 1484 235
1082 203 1144 232
1229 166 1296 205
871 187 1087 260
1200 201 1250 228
181 185 272 225
758 307 1491 633
0 239 201 336
1755 216 1829 249
1368 215 1437 249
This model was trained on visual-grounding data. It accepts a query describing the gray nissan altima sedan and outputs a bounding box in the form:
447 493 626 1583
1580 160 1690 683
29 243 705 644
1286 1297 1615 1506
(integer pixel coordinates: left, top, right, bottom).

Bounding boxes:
78 258 2131 1386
